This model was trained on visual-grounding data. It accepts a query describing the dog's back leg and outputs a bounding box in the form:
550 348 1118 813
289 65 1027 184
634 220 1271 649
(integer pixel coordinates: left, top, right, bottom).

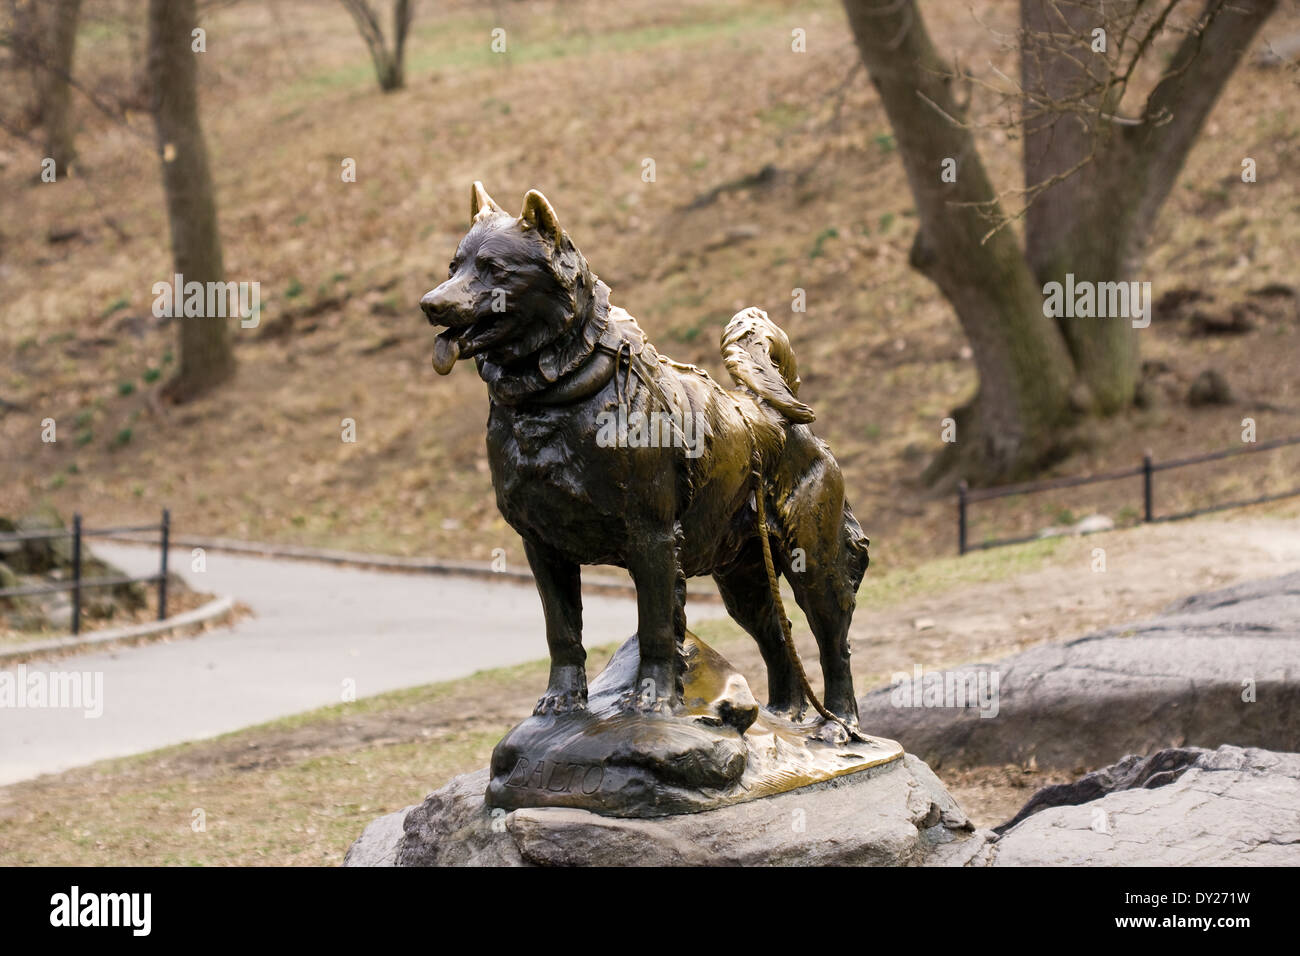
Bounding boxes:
524 539 588 715
713 537 805 719
772 437 868 730
782 542 862 730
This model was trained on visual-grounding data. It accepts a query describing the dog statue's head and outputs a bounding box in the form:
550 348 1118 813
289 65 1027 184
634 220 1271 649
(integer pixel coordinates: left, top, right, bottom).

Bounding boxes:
421 182 591 375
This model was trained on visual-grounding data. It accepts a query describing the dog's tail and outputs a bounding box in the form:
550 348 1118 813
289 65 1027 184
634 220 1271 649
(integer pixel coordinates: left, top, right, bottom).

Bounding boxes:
721 307 815 424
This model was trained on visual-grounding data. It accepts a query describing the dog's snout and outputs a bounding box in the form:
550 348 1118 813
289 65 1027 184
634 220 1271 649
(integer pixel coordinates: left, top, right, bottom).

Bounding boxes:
422 277 475 326
420 287 444 323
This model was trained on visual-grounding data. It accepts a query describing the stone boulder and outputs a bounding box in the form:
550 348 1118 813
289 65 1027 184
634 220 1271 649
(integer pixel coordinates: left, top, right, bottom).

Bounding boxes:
343 754 990 867
855 571 1300 770
346 744 1300 866
991 745 1300 866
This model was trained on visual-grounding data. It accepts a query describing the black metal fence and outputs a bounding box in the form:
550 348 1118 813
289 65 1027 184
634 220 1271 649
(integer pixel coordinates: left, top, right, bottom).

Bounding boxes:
0 510 170 634
958 437 1300 555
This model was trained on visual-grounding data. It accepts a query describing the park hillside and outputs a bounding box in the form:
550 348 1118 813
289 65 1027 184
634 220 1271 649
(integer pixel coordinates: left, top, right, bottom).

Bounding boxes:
2 0 1298 572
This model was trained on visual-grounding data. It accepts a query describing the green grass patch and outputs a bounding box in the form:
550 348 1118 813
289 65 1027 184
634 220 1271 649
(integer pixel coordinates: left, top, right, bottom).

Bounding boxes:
857 536 1065 609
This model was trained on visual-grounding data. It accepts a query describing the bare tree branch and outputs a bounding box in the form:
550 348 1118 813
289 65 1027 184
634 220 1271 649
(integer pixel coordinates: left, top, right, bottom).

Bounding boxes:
1125 0 1278 241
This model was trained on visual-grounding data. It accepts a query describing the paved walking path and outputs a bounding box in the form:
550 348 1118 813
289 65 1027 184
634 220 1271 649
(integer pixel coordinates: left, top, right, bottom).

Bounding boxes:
0 543 726 784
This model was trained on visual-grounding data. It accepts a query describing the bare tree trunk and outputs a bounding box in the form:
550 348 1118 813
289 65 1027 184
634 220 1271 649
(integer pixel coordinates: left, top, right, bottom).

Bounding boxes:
842 0 1277 485
148 0 234 403
843 0 1077 486
1121 0 1278 241
8 0 48 129
339 0 415 92
1021 0 1277 414
390 0 412 89
1020 0 1138 414
41 0 83 177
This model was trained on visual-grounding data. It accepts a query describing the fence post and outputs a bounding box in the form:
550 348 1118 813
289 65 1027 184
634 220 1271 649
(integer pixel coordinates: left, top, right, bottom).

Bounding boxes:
1142 450 1154 522
158 508 170 621
71 513 82 636
958 481 968 556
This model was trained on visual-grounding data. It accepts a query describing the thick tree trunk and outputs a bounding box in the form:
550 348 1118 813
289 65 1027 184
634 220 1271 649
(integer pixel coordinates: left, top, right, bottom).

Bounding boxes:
1021 0 1277 414
842 0 1277 485
1021 0 1140 414
843 0 1077 485
41 0 83 176
147 0 235 403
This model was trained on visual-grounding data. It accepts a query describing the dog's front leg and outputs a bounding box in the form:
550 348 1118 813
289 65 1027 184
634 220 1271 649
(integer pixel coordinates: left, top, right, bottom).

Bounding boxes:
524 539 587 715
625 524 683 714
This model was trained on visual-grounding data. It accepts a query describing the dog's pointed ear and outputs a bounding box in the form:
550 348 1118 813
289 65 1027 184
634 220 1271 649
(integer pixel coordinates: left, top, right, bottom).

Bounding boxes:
519 189 562 245
471 181 502 222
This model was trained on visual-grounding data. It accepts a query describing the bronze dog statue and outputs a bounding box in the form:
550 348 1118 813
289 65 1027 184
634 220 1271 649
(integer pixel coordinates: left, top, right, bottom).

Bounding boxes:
422 183 869 740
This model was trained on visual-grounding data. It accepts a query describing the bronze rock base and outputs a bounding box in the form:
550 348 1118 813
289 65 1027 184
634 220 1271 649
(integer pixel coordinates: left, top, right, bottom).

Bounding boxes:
487 630 902 817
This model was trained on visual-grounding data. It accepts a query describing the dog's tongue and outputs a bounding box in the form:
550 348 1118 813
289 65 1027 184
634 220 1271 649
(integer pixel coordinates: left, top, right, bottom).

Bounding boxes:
432 329 460 375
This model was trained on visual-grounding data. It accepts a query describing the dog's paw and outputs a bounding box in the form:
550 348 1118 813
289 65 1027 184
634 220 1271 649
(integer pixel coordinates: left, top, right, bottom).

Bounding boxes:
763 701 808 724
533 664 588 716
617 689 677 716
808 715 859 745
532 689 588 716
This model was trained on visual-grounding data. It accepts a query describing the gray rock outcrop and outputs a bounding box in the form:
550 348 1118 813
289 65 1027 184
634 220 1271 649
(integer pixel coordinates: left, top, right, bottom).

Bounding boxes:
856 572 1300 770
344 754 990 867
991 745 1300 865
